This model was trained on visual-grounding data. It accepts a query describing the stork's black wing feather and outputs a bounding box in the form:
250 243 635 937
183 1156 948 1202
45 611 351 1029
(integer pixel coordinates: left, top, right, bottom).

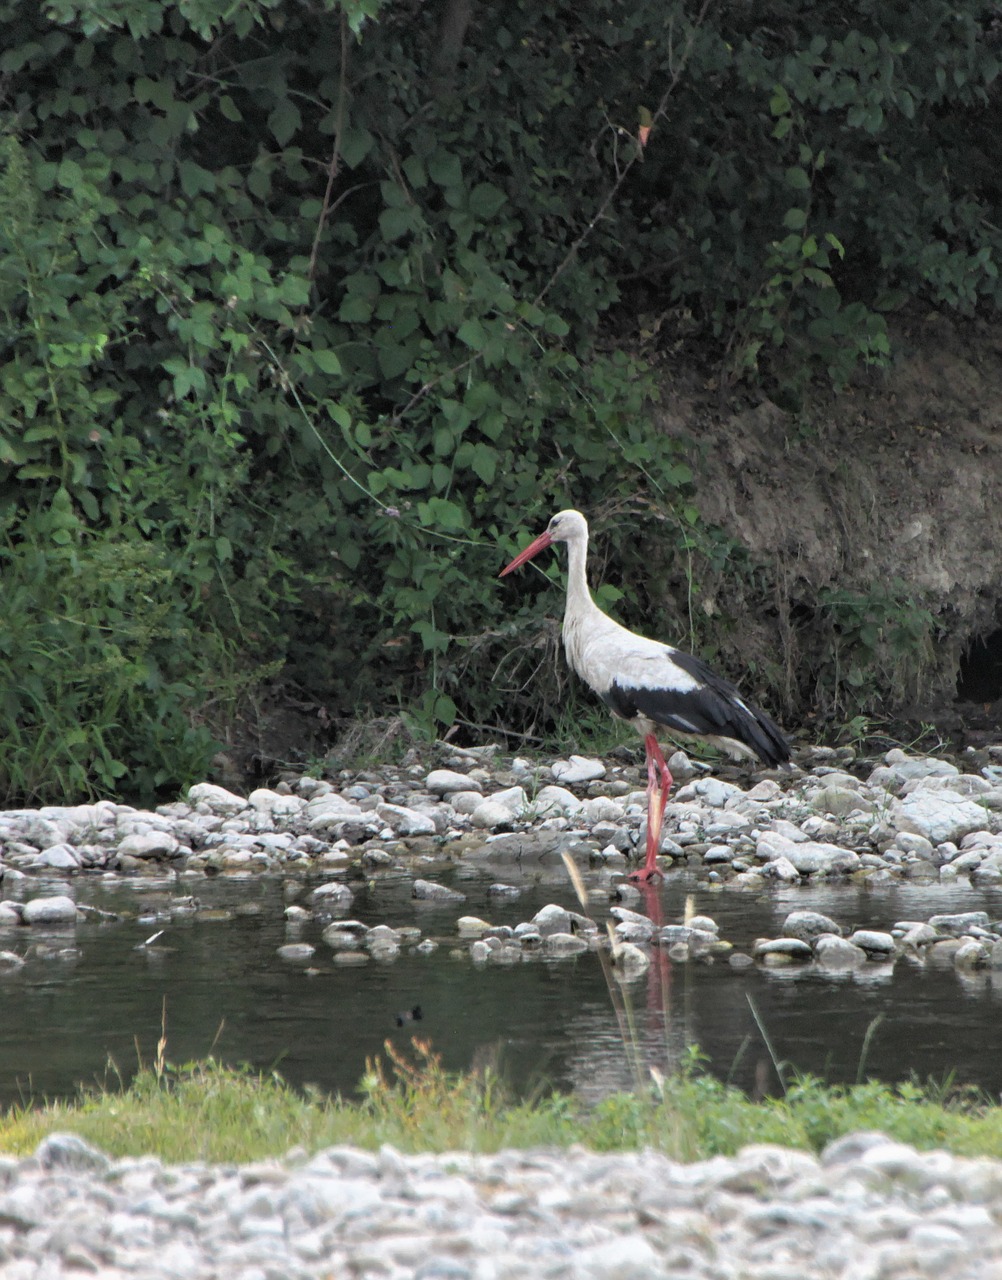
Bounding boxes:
601 649 790 767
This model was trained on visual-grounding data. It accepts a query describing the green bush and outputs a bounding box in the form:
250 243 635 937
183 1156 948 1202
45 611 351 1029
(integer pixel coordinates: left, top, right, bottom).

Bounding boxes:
0 0 998 797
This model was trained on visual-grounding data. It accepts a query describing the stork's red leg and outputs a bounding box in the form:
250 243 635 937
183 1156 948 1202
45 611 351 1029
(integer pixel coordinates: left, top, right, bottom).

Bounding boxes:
630 734 673 882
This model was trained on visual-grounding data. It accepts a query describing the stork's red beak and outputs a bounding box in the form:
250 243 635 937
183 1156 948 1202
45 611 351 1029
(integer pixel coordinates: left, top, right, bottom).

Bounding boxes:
499 529 554 577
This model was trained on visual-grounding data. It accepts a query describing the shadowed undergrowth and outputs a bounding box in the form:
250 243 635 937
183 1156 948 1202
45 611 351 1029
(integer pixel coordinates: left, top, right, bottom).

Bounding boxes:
2 1042 1002 1165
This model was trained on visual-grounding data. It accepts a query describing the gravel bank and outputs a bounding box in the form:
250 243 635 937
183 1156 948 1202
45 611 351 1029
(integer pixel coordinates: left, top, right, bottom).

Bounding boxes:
0 1131 999 1279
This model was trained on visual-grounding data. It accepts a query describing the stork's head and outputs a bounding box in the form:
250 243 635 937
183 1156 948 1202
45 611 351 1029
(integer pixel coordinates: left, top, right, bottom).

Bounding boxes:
499 509 588 576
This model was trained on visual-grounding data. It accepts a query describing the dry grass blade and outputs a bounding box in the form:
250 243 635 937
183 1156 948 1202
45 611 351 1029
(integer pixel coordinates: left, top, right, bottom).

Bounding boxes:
746 994 787 1096
559 850 646 1092
560 850 589 912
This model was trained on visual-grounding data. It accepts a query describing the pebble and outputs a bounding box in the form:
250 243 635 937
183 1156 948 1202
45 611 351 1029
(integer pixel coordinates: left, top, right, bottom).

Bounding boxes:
0 1134 995 1278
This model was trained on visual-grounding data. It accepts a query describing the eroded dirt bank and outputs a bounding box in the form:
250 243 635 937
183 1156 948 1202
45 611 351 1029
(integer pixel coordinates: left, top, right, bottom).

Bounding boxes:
657 310 1002 740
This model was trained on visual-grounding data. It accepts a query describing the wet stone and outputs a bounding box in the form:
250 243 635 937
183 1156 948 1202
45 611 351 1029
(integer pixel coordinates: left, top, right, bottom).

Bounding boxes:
543 932 588 955
928 911 990 935
487 883 521 898
848 929 896 956
413 880 466 903
532 904 573 936
21 896 78 925
814 934 868 968
31 847 82 874
954 939 990 969
753 937 813 960
457 916 491 938
782 910 843 942
376 803 438 836
277 943 316 962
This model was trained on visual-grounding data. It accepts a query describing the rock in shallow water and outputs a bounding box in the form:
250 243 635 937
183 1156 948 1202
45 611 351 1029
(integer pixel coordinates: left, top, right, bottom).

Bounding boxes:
21 896 79 925
848 929 896 956
814 934 868 969
412 879 466 903
277 943 316 962
31 843 80 870
782 910 843 942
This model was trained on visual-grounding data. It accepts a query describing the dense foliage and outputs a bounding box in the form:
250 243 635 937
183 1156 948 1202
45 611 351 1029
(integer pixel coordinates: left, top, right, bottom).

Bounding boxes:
1 0 1000 798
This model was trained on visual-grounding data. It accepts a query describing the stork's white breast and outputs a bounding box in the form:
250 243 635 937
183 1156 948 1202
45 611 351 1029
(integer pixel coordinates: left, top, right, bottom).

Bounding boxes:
563 610 699 697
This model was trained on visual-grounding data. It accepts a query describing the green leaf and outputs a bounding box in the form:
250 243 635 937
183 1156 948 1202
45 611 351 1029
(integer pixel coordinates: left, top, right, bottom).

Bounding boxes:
56 157 82 189
402 155 427 188
468 183 507 218
178 160 214 196
379 207 416 241
470 443 497 484
377 342 413 379
171 365 207 399
785 166 811 190
769 84 791 116
783 208 807 230
277 274 310 305
433 426 453 456
417 496 467 531
339 539 361 570
339 295 374 322
341 126 375 168
456 318 486 348
312 349 343 375
435 692 457 724
268 98 301 146
428 150 462 189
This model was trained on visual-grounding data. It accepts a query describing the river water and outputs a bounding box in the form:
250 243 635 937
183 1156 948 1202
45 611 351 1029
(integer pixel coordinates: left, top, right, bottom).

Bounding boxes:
2 869 1001 1108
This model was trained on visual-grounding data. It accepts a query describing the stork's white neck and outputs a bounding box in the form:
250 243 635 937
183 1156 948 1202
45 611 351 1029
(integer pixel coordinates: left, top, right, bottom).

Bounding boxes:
563 529 601 625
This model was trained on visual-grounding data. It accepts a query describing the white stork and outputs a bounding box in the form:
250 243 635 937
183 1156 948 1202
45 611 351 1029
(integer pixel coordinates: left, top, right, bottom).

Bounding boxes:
500 509 790 881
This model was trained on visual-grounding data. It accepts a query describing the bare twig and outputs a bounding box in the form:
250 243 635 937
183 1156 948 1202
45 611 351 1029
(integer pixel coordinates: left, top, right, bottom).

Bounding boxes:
534 0 714 309
388 352 481 427
306 11 351 286
453 716 545 743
